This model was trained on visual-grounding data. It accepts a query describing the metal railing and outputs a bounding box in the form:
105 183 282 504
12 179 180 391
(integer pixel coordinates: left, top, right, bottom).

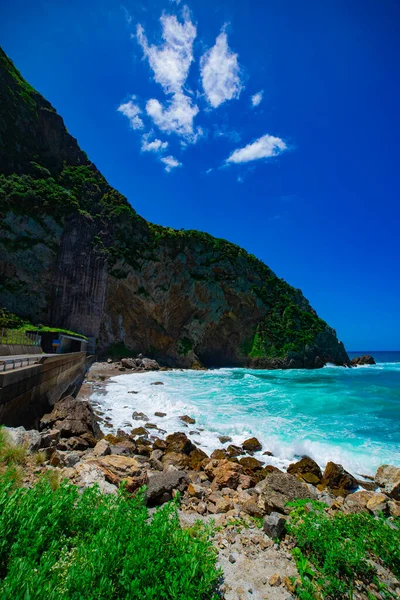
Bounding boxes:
0 356 42 372
0 329 41 347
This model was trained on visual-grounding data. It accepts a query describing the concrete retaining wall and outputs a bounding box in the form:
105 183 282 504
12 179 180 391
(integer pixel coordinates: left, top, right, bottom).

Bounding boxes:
0 352 89 428
0 345 42 356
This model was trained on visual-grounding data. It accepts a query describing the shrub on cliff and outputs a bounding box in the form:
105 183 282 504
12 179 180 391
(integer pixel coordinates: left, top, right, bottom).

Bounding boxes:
0 479 220 599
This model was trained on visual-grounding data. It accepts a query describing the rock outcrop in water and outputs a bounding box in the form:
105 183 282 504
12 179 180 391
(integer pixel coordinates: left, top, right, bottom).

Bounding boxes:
0 47 350 369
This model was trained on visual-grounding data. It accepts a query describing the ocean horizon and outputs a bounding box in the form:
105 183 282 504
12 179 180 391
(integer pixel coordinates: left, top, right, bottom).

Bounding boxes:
91 350 400 479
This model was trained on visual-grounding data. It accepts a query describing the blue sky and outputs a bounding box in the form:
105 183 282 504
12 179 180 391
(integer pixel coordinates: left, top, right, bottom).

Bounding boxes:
1 0 399 350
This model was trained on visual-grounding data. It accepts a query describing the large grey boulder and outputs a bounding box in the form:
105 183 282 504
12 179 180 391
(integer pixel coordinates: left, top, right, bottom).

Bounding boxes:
375 465 400 499
3 426 41 453
258 471 317 515
263 512 287 539
146 467 189 506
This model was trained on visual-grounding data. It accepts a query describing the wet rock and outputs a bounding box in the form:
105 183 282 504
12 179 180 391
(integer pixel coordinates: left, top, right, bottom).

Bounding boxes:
258 471 317 515
92 439 111 457
152 438 168 451
239 456 264 471
151 381 164 386
154 412 166 417
130 427 148 437
145 423 158 429
287 456 323 485
189 447 209 470
242 437 262 453
211 449 228 459
218 435 232 444
179 415 196 425
146 468 189 506
375 465 400 499
226 444 244 458
132 411 149 421
165 432 195 455
128 391 138 394
320 462 358 497
40 396 101 446
351 355 376 366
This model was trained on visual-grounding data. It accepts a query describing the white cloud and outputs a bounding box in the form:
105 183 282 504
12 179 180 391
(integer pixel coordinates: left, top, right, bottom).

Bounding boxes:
251 90 263 107
137 10 196 94
200 31 243 108
160 155 182 172
146 92 199 139
117 98 144 130
226 134 287 164
137 9 200 141
141 133 168 152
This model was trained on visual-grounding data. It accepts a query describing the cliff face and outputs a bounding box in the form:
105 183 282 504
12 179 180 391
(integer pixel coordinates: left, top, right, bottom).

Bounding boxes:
0 48 349 368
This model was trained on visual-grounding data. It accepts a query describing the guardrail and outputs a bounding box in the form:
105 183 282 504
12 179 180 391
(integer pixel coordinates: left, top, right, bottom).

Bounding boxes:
0 329 41 347
0 356 41 372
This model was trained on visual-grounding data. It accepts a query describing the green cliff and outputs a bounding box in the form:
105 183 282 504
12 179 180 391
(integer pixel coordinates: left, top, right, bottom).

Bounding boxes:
0 47 349 368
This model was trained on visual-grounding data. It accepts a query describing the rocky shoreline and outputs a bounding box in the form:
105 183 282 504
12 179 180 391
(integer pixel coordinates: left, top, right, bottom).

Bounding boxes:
3 359 399 599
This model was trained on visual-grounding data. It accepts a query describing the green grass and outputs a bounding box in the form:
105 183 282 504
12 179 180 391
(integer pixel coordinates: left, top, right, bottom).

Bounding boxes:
0 307 88 341
0 481 221 599
287 499 400 599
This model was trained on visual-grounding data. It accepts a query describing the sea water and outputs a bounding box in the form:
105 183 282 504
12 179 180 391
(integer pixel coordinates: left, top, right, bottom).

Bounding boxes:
91 351 400 477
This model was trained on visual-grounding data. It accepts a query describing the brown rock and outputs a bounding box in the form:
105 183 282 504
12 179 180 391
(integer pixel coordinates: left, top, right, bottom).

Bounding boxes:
366 493 389 515
218 435 232 444
241 437 262 453
258 471 317 515
92 439 111 457
161 452 191 469
269 574 281 587
241 498 264 518
154 412 166 417
130 427 148 437
215 497 233 513
226 444 244 458
88 455 147 492
287 456 322 485
165 432 195 455
208 459 244 490
342 491 374 513
350 355 376 366
320 462 357 496
211 449 228 459
132 411 149 421
152 437 168 451
187 483 205 499
40 396 101 446
238 474 256 489
189 447 209 470
388 499 400 518
179 415 196 425
239 456 263 471
375 465 400 499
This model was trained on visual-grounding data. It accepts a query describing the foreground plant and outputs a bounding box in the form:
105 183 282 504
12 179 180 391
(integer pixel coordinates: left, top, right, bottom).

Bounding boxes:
287 500 400 599
0 480 221 599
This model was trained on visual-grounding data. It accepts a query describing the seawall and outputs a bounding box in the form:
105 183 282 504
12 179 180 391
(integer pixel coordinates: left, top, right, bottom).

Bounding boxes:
0 352 92 428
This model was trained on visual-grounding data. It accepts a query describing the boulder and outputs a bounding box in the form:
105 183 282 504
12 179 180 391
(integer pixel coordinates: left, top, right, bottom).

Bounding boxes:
375 465 400 499
130 427 148 437
320 462 358 496
366 493 389 515
263 512 287 539
218 435 232 444
146 469 189 506
350 355 376 366
189 447 208 470
165 432 195 455
258 471 317 515
239 456 264 471
70 462 117 494
161 452 191 469
226 444 244 458
40 396 101 446
187 483 205 499
342 491 375 514
141 358 160 371
242 437 262 453
40 429 61 449
287 456 323 485
154 412 166 417
204 459 244 490
87 455 148 492
3 427 41 453
211 449 228 460
179 415 196 425
388 500 400 518
121 358 139 369
92 439 111 457
109 440 136 456
132 411 149 421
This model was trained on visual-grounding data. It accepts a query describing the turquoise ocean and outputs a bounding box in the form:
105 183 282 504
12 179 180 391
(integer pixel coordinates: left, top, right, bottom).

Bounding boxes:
93 351 400 478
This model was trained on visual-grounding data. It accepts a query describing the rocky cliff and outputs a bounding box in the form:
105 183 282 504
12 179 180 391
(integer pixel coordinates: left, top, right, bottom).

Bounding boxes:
0 48 349 368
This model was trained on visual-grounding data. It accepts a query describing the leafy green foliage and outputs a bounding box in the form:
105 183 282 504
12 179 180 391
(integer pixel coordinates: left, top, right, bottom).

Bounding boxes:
249 277 327 358
177 337 193 356
287 500 400 599
0 480 220 600
0 307 87 340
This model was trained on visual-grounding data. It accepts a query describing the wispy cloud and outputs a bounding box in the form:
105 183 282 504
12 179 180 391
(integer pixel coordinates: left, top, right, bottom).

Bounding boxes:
141 132 168 152
117 97 144 130
161 155 182 172
200 30 243 108
146 92 199 139
251 90 263 107
226 134 287 164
